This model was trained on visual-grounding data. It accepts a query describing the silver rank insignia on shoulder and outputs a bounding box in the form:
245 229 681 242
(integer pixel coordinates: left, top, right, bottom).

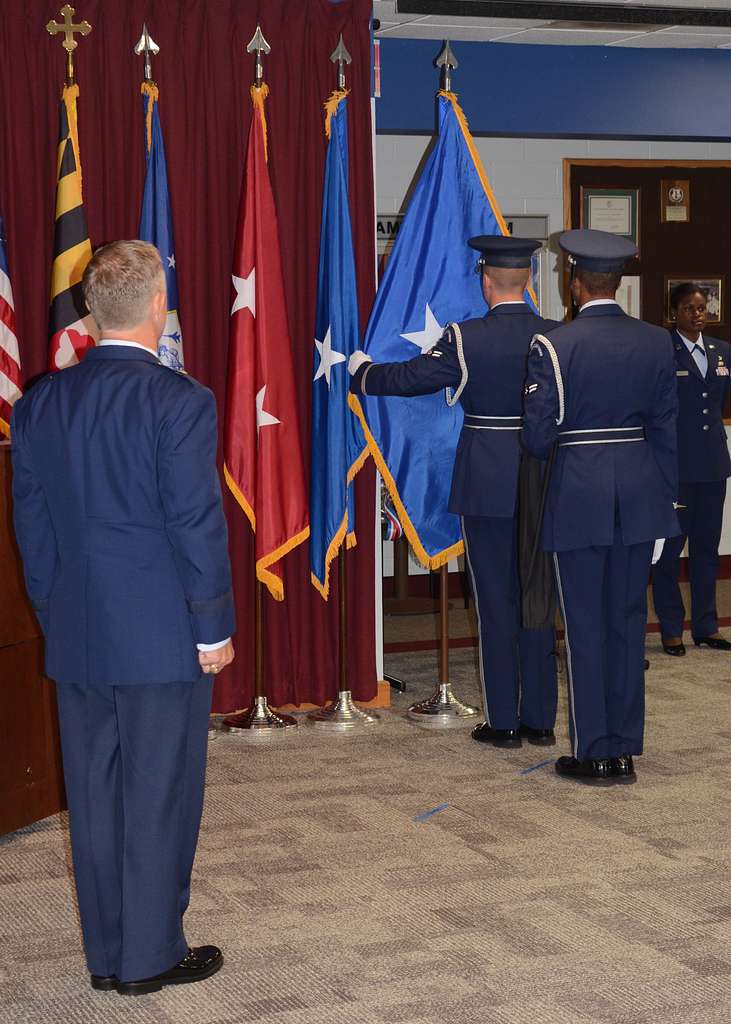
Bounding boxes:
426 348 443 358
524 382 539 395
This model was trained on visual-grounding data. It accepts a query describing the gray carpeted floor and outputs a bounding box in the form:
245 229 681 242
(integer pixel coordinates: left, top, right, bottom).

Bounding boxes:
1 635 730 1023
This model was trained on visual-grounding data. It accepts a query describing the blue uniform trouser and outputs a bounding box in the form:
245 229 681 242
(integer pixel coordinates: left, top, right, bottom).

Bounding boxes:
55 677 213 982
462 515 557 731
652 480 727 640
553 536 652 761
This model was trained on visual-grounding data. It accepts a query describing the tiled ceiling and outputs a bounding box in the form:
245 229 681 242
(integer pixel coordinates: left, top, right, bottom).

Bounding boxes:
373 1 731 47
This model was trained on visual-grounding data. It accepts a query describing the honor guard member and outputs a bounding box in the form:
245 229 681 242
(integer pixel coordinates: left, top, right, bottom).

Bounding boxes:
350 235 558 748
652 282 731 655
522 229 679 786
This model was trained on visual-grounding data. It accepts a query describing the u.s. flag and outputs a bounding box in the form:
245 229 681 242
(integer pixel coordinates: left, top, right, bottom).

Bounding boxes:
0 217 21 437
138 82 184 370
350 91 521 568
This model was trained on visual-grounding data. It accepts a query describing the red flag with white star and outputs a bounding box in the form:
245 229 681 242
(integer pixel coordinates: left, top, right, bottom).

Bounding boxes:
223 84 309 601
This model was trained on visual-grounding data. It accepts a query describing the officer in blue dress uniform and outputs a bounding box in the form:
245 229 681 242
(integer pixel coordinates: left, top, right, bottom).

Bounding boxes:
652 282 731 655
522 229 679 786
350 235 558 749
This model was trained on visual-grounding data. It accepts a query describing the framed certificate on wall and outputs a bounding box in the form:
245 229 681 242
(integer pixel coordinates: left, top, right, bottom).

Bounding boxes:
580 187 640 248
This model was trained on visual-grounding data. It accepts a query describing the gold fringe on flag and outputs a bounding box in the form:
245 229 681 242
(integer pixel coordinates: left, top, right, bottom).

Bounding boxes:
141 81 160 154
324 89 349 139
250 83 270 161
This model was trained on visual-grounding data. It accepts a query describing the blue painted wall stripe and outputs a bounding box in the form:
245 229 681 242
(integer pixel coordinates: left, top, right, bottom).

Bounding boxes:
376 38 731 140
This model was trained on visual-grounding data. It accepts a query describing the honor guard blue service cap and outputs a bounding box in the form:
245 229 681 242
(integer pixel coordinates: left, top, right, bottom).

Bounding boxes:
468 235 541 269
559 229 637 272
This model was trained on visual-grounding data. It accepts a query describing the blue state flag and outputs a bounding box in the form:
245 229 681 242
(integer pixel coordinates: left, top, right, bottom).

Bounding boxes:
138 83 184 370
310 93 366 599
351 91 521 567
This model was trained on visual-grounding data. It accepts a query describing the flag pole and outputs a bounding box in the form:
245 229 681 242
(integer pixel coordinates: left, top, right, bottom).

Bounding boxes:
221 26 297 738
407 43 479 729
223 579 297 735
307 36 378 732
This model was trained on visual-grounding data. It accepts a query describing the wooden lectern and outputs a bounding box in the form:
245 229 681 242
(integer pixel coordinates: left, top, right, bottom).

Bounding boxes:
0 442 65 837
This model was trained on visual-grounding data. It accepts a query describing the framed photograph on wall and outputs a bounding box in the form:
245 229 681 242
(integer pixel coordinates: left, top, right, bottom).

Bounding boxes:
664 276 724 325
580 187 640 248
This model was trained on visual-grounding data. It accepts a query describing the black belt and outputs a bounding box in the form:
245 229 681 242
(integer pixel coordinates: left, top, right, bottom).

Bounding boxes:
464 414 522 430
558 427 645 447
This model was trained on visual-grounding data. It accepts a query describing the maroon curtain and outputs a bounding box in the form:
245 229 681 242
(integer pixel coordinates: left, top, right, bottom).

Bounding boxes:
0 0 377 709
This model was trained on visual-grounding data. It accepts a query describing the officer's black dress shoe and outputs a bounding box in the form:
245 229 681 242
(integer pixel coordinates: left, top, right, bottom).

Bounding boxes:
643 659 650 670
471 723 521 748
518 724 556 746
693 635 731 651
610 755 637 784
662 640 686 656
554 755 614 786
90 974 117 991
115 945 223 996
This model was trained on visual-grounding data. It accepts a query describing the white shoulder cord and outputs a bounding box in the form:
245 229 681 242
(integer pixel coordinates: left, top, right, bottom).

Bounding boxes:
531 333 564 425
445 322 468 407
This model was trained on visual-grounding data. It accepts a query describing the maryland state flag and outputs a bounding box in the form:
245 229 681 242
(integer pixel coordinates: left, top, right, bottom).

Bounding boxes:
138 82 184 370
0 217 21 437
48 85 96 371
350 92 522 568
223 85 309 601
309 92 367 599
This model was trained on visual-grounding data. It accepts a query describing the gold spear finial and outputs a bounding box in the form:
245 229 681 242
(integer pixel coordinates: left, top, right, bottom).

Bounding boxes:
46 5 92 86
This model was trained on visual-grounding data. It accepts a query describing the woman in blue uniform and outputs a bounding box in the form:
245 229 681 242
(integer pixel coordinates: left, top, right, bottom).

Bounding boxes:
652 282 731 655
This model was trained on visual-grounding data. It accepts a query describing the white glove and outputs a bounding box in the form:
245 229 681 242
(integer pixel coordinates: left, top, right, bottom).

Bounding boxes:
652 539 665 565
348 350 373 376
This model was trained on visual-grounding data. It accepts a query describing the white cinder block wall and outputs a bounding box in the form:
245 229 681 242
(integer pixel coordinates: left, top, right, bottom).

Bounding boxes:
375 134 731 556
376 135 731 322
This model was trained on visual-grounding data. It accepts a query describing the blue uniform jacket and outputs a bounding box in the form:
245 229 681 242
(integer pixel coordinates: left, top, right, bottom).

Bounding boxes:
670 328 731 483
351 303 557 517
11 345 236 687
522 304 680 551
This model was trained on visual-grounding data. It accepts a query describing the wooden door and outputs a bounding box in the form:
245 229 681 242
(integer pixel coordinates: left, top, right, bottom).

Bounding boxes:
0 443 65 836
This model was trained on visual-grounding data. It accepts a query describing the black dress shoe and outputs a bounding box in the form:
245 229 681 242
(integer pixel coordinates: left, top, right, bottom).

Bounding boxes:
518 724 556 746
693 635 731 651
90 975 117 991
610 755 637 785
471 723 521 748
555 755 614 786
662 642 686 656
116 945 223 996
643 659 650 670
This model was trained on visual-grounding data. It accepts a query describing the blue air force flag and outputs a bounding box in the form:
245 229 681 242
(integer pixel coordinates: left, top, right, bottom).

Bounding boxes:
350 92 516 567
138 83 184 370
310 92 366 599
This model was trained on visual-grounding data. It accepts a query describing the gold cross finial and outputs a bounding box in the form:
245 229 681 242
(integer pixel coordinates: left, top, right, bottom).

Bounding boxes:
46 5 92 85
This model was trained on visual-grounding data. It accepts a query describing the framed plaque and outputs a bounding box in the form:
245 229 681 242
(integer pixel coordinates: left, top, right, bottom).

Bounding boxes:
580 187 639 247
664 276 723 325
661 179 690 223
